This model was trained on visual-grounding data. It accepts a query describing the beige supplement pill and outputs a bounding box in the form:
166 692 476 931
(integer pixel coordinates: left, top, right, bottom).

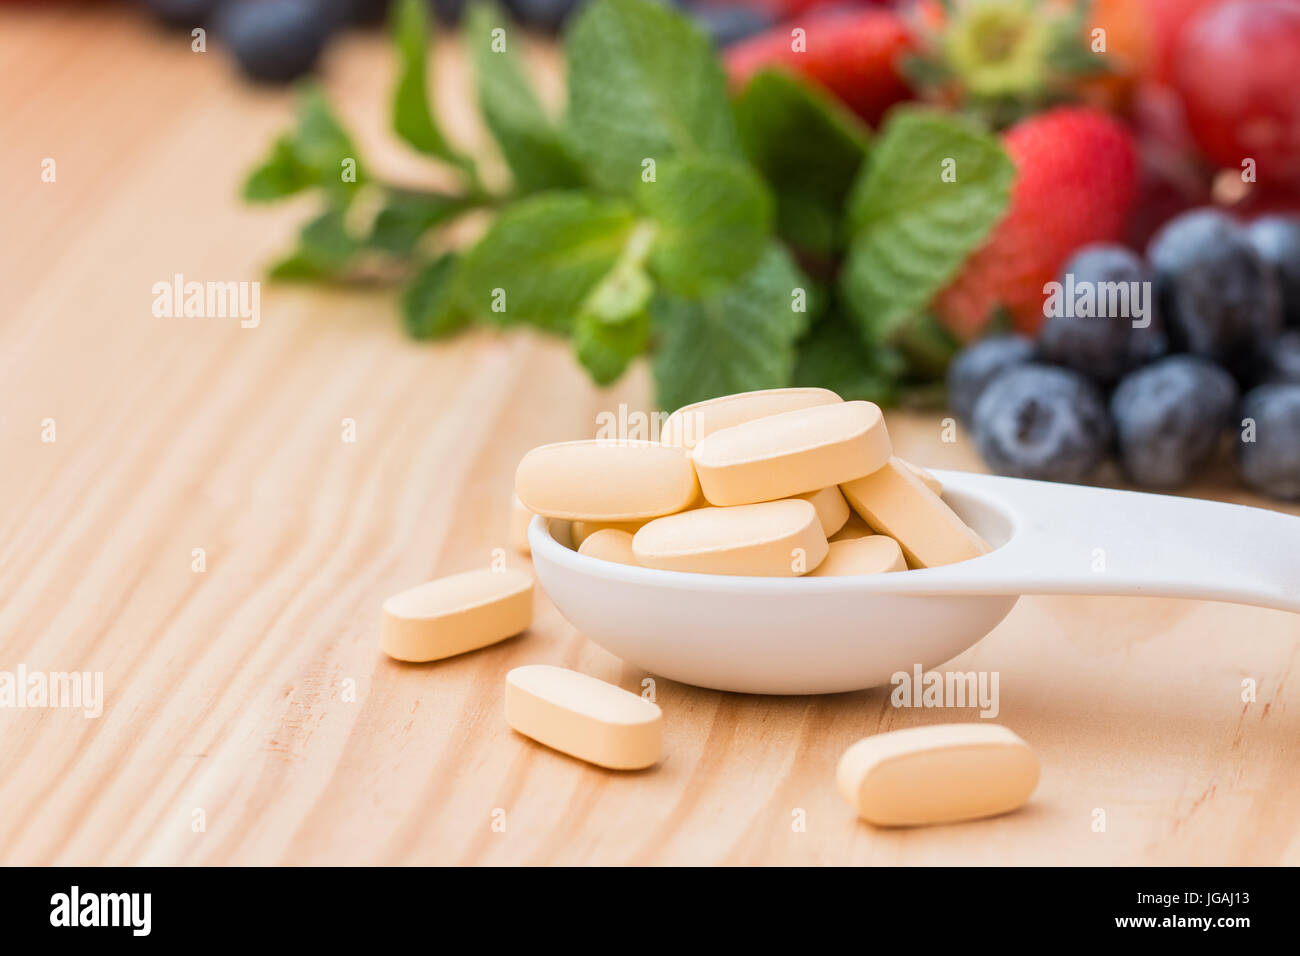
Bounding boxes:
660 387 842 450
515 440 699 521
633 499 827 576
577 528 639 566
381 569 533 662
505 665 662 770
510 494 532 555
841 458 989 568
899 458 943 496
570 518 645 548
795 485 850 537
809 535 907 576
829 512 872 541
692 401 894 506
836 724 1039 827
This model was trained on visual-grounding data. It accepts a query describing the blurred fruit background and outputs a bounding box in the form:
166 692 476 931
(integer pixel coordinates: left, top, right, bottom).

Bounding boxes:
18 0 1300 500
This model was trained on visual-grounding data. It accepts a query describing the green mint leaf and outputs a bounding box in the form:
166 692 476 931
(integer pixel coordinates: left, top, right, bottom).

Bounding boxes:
295 88 359 173
245 89 365 205
651 244 813 410
840 109 1012 345
454 192 636 334
267 253 329 281
299 207 360 269
638 155 772 296
369 189 466 256
573 235 654 385
392 0 475 178
403 253 468 339
464 1 585 192
270 207 361 280
574 308 650 386
793 312 906 405
735 69 871 255
566 0 742 193
891 311 960 379
582 258 654 324
242 134 314 203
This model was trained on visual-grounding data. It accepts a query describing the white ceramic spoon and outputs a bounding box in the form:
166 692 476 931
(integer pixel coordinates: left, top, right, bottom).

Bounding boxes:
528 470 1300 695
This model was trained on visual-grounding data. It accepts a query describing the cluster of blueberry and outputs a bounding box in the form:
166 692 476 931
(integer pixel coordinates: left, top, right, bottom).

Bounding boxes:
139 0 580 82
948 210 1300 501
140 0 762 84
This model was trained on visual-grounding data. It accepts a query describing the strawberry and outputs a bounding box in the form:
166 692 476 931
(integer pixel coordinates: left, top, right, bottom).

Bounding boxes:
935 106 1140 339
725 7 915 126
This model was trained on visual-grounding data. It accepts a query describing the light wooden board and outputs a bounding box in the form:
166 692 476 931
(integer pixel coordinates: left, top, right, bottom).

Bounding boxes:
1 7 1296 866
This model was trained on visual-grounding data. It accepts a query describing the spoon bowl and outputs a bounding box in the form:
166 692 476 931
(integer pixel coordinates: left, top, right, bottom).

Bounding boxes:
529 470 1300 694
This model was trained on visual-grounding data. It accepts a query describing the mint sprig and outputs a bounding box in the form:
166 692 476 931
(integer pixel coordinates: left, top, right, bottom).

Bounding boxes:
242 0 1012 410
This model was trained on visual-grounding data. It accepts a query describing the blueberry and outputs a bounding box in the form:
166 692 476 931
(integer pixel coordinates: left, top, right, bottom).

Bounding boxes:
139 0 226 29
688 4 773 47
972 364 1112 483
1038 243 1166 384
1257 330 1300 385
503 0 585 32
946 335 1036 424
1246 215 1300 327
217 0 335 84
1146 208 1282 370
1237 384 1300 500
1110 356 1238 488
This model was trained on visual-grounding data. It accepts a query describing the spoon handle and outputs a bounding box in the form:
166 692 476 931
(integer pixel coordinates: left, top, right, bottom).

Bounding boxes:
938 471 1300 614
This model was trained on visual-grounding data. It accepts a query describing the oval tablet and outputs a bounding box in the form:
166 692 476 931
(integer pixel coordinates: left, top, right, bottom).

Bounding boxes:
505 665 662 770
692 401 893 506
570 518 645 548
516 440 699 521
841 457 989 568
577 528 638 566
795 485 850 537
381 569 533 662
633 499 827 576
809 535 906 576
829 512 872 542
661 387 842 450
836 724 1039 827
899 458 943 496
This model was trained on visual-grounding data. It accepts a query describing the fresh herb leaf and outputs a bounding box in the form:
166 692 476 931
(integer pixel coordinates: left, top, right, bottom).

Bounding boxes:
574 308 650 385
464 1 585 192
566 0 743 193
839 109 1012 345
453 192 636 334
243 89 364 205
891 311 960 378
652 244 813 410
270 207 361 279
639 155 772 296
735 69 871 255
403 253 467 339
242 134 314 202
793 311 906 405
369 189 466 256
391 0 476 179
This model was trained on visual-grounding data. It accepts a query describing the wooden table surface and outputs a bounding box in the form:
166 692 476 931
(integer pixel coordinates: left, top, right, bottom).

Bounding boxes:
2 7 1296 866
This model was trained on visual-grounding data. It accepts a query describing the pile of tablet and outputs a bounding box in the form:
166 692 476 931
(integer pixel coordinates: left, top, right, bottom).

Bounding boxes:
515 388 990 576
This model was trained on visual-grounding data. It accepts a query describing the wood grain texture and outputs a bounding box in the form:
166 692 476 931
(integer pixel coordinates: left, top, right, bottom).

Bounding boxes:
0 8 1296 866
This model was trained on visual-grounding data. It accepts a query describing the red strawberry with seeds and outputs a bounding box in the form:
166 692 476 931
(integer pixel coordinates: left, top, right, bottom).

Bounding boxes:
935 106 1140 339
725 8 915 126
